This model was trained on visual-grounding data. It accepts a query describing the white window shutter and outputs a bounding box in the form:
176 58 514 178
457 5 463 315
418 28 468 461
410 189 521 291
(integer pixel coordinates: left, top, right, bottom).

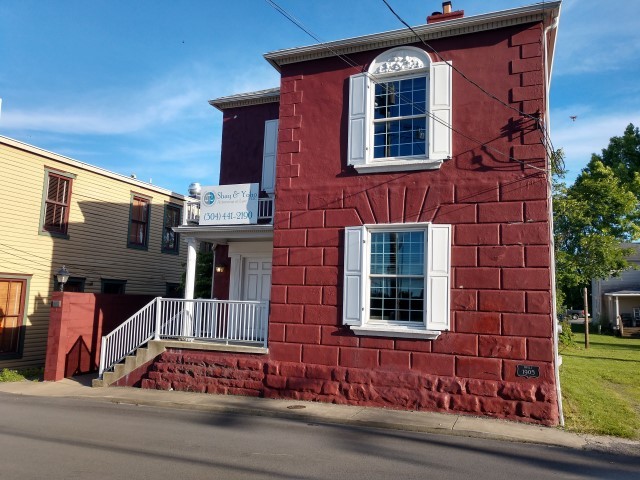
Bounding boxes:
343 226 365 326
429 61 452 160
261 119 278 193
348 73 369 167
426 223 451 331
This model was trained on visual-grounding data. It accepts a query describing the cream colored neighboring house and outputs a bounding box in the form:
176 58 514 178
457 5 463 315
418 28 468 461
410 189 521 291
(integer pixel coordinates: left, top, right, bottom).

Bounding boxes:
0 135 187 369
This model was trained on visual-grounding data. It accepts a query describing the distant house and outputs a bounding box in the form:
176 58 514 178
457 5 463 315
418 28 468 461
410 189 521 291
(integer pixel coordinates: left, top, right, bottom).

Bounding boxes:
592 244 640 334
0 136 187 369
98 2 563 426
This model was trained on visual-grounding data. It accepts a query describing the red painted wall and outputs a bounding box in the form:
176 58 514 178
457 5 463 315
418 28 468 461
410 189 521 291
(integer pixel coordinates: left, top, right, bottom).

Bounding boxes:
219 102 280 188
44 292 154 381
212 244 230 299
266 22 557 425
136 22 558 425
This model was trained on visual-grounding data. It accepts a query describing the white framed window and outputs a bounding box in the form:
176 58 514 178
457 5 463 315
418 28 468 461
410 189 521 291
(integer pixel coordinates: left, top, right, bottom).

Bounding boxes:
348 46 452 173
343 222 451 339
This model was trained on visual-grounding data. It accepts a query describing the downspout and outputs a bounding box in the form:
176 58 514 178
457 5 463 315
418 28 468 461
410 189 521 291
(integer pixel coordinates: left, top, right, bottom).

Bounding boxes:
543 9 563 426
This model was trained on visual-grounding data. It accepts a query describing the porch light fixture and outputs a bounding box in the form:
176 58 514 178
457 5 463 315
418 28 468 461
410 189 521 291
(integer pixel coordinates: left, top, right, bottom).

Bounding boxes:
215 265 225 273
56 265 70 291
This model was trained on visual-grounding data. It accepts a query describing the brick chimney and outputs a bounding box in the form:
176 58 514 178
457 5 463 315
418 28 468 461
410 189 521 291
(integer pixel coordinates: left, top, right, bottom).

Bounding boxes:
427 1 464 24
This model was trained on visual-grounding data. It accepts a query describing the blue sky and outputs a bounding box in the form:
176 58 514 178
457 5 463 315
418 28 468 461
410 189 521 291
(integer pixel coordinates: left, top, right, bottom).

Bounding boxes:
1 0 639 195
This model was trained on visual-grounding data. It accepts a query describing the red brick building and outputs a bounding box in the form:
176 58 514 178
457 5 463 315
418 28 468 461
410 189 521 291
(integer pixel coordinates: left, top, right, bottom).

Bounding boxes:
103 1 563 426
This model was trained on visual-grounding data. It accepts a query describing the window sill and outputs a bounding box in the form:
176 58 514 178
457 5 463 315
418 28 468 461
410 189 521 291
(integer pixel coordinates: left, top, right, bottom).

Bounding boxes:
127 243 149 251
353 158 444 174
39 229 70 240
350 325 442 340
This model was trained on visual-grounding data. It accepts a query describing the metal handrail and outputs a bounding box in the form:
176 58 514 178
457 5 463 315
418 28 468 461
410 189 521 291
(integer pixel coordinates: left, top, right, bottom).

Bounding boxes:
99 298 269 376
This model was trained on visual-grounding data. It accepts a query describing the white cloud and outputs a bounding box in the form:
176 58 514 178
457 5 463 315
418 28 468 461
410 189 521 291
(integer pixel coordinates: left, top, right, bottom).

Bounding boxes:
1 63 218 135
551 110 640 182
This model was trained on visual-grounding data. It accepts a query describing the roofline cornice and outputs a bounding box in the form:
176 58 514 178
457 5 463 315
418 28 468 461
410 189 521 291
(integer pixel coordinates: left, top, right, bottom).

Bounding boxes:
209 88 280 111
263 1 561 70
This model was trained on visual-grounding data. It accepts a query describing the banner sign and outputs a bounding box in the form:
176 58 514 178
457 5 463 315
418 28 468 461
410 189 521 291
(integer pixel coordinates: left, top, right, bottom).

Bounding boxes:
199 183 259 225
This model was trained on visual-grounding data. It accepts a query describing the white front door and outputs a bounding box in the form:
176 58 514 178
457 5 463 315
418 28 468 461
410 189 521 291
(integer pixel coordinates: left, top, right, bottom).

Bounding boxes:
243 257 271 340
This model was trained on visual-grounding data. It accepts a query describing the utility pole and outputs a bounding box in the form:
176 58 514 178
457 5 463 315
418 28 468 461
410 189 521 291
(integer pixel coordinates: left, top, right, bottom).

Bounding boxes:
583 286 590 349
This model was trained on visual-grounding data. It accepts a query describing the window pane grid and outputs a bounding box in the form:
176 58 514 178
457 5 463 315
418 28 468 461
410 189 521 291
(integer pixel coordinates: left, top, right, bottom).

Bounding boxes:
43 173 71 234
373 76 427 159
129 197 149 247
162 205 180 252
369 231 425 323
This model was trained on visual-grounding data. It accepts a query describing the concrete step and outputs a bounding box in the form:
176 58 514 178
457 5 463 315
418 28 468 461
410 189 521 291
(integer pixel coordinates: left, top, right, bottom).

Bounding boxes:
94 341 167 388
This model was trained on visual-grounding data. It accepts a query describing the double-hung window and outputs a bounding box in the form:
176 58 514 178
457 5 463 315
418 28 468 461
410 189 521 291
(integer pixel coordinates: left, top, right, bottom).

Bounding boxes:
0 277 28 356
128 195 150 249
41 170 74 236
343 222 451 339
348 46 452 173
161 203 181 254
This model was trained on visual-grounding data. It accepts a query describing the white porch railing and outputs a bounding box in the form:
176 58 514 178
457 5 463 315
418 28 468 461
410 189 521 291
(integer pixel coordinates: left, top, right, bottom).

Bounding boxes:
182 197 274 225
99 298 268 376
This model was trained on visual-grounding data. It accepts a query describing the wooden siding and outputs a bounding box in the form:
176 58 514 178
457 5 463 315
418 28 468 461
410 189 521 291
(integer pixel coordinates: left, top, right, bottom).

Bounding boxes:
0 141 187 369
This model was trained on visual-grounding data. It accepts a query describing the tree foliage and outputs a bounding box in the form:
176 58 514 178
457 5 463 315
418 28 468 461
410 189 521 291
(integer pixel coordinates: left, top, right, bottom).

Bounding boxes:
553 126 640 304
597 123 640 197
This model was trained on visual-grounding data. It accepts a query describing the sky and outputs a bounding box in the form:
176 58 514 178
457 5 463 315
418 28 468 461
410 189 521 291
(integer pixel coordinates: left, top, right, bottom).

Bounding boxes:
1 0 639 195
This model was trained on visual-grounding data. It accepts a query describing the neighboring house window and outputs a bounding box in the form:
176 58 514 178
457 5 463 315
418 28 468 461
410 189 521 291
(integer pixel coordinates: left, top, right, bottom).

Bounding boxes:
128 195 150 249
162 203 181 254
348 46 452 173
0 278 27 356
41 171 73 235
343 222 451 339
101 279 126 294
53 276 85 292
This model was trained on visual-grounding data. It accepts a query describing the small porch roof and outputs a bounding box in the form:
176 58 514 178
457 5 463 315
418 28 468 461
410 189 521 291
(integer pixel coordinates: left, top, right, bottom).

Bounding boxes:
174 224 273 244
605 290 640 297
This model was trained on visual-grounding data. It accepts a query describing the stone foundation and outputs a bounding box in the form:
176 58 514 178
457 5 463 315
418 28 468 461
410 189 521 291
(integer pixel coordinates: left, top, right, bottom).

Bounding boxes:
130 348 558 426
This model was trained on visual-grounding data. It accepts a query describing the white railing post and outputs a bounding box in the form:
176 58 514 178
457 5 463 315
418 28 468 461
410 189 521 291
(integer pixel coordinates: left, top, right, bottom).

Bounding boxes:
262 301 269 348
154 297 162 340
99 336 106 376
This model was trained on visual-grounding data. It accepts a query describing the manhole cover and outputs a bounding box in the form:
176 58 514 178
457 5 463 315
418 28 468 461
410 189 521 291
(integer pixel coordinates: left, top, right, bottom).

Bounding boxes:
286 405 306 410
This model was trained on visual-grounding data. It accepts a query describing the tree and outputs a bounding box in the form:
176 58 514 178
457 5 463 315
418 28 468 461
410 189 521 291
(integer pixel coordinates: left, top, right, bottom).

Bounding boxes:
553 149 640 309
597 123 640 197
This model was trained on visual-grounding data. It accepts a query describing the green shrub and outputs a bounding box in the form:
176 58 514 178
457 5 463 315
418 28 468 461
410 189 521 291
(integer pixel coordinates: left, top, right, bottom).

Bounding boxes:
0 367 42 382
0 368 26 382
558 318 576 348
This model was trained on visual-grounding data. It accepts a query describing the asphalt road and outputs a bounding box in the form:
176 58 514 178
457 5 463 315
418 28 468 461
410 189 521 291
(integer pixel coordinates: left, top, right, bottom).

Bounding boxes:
0 393 638 480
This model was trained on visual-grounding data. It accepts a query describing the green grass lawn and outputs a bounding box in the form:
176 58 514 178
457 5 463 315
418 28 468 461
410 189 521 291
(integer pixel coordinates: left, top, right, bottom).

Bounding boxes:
559 331 640 439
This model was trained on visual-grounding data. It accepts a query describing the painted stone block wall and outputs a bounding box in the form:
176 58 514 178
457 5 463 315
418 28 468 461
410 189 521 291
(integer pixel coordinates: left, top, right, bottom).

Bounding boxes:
266 22 559 425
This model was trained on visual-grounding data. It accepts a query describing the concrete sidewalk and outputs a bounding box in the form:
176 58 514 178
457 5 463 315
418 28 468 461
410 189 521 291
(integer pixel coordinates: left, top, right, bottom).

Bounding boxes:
1 376 638 456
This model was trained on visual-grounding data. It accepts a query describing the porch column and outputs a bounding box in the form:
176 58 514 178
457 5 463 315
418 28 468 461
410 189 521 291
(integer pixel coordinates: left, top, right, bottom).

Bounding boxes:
614 295 620 330
184 237 198 300
183 237 197 338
